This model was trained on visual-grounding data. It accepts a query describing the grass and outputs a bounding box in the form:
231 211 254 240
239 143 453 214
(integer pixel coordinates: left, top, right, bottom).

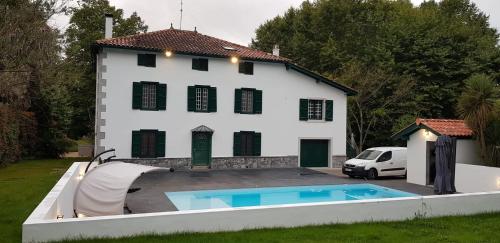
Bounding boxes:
1 159 500 243
68 138 93 152
0 158 84 242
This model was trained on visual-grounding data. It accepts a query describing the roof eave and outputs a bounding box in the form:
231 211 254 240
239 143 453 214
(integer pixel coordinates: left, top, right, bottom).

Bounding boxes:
285 63 358 96
391 123 442 140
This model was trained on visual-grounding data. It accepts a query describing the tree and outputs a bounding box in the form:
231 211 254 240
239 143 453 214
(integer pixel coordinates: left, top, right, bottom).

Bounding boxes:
252 0 500 152
1 0 71 161
457 74 499 160
338 62 415 154
64 0 148 138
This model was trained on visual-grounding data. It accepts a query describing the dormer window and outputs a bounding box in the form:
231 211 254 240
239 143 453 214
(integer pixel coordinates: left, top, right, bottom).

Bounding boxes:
137 54 156 67
192 58 208 71
239 61 253 75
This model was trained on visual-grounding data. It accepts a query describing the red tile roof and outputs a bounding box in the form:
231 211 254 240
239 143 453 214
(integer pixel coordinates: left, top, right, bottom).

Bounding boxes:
96 28 289 62
94 28 358 95
416 119 473 137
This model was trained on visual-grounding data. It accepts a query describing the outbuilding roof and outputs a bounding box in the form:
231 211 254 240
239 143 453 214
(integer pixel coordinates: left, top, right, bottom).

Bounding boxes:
392 118 474 140
94 28 357 96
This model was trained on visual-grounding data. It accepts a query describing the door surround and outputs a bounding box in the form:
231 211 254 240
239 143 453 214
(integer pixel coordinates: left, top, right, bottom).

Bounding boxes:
191 125 214 167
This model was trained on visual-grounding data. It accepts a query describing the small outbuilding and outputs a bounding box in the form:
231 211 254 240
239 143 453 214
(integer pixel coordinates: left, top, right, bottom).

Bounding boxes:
393 119 481 186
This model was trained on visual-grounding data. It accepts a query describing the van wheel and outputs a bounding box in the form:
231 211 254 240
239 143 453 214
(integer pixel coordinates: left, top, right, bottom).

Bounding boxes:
367 169 378 180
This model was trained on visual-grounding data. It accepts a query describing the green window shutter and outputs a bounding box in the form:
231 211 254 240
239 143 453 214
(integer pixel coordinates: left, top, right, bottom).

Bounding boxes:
246 62 254 75
325 100 333 121
132 82 142 109
131 131 141 157
233 132 241 156
200 59 208 71
208 86 217 112
156 131 166 157
253 89 262 114
192 59 199 70
157 83 167 110
253 132 261 156
187 86 196 111
234 89 242 113
238 62 245 73
137 54 156 67
299 99 309 121
238 62 254 75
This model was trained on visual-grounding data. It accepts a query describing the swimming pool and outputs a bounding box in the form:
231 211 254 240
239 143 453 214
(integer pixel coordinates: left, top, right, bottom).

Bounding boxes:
165 184 418 211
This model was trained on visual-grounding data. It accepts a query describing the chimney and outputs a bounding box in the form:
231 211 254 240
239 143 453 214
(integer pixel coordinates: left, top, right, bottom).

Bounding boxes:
105 14 113 38
272 44 280 56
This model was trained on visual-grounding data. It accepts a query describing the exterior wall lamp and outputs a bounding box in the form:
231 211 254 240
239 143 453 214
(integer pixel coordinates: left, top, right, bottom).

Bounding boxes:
230 56 239 64
164 50 173 58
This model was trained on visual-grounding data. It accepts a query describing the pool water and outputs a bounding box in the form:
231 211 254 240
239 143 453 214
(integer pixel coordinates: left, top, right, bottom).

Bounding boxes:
165 184 418 211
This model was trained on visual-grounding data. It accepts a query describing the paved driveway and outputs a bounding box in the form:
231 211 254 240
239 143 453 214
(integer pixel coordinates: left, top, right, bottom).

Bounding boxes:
125 168 434 214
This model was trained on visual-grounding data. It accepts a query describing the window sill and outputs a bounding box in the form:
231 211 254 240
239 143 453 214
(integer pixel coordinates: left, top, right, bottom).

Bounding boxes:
190 110 214 113
135 108 164 111
303 120 327 123
236 112 262 115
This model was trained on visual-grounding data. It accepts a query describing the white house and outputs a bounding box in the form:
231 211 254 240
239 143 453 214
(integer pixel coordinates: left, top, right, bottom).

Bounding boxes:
93 15 356 169
392 118 482 186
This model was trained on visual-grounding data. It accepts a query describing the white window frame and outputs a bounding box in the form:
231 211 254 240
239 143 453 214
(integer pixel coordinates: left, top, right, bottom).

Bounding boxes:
195 87 209 111
307 99 325 121
241 89 254 114
141 83 157 110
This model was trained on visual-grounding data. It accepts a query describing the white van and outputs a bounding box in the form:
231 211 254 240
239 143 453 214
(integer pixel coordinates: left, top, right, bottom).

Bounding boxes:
342 147 407 179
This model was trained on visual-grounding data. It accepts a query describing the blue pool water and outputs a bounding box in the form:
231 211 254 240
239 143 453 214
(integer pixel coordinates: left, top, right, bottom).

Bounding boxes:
165 184 418 211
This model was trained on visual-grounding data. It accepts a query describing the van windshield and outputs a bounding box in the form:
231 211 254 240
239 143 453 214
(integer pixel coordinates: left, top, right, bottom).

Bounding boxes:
355 150 382 160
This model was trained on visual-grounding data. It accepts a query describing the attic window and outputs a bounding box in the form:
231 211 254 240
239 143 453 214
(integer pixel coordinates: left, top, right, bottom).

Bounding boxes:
192 58 208 71
239 62 254 75
223 46 236 51
137 54 156 67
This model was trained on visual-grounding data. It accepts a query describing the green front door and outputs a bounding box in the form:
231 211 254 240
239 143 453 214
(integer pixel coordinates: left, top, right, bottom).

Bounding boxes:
300 139 329 167
192 132 212 166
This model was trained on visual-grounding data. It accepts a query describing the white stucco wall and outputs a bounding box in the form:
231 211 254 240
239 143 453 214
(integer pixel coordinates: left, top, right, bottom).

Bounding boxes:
455 163 500 193
23 162 500 242
406 129 482 186
407 129 437 185
98 48 348 160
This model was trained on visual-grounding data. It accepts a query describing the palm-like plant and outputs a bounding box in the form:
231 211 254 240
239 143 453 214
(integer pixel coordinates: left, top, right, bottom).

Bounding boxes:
457 74 499 159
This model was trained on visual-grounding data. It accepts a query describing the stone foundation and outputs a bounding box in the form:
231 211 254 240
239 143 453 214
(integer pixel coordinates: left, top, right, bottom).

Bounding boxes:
118 155 346 170
118 158 191 170
332 155 347 168
117 156 297 170
211 156 298 169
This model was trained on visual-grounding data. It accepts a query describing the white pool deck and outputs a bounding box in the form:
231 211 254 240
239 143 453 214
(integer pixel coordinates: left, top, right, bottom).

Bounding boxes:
22 162 500 243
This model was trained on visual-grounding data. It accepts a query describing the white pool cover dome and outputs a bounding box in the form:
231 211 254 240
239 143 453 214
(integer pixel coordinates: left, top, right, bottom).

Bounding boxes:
74 161 167 217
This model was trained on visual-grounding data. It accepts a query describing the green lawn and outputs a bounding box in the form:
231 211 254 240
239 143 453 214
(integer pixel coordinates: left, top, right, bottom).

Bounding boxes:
0 158 85 242
2 159 500 243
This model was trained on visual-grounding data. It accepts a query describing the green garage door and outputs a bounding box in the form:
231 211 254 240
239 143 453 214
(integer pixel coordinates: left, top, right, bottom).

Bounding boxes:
300 139 329 167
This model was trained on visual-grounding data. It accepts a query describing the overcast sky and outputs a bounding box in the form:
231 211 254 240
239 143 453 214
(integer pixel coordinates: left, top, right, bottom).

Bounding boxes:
50 0 500 46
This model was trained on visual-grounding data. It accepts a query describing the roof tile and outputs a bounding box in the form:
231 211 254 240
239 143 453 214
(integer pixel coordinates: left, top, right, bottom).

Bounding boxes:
416 119 473 137
96 28 289 62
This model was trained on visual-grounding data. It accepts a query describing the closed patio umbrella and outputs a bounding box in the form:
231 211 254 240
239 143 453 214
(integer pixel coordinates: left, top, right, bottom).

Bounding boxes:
433 135 456 194
74 162 168 217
